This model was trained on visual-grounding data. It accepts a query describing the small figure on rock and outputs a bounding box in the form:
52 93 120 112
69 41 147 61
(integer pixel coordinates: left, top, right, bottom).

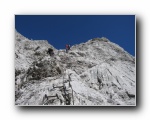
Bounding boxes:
66 44 70 53
66 44 69 53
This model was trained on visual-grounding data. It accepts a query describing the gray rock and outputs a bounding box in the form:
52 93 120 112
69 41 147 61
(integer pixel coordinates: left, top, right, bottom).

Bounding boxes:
15 31 135 106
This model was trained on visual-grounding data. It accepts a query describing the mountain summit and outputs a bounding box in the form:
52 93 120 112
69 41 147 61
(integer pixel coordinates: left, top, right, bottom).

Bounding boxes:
15 31 135 106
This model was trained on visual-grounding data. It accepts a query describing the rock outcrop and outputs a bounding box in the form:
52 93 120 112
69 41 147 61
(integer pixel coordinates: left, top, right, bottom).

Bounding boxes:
15 31 135 106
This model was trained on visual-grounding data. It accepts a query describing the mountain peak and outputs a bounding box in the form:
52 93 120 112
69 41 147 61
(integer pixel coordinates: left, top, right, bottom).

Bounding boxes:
91 37 110 42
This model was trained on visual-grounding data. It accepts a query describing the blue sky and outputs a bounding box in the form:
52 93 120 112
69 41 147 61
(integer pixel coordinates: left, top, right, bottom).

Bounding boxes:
15 15 135 56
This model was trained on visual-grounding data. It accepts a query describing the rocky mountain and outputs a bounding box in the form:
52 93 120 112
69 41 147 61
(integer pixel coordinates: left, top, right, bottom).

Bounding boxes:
15 31 135 106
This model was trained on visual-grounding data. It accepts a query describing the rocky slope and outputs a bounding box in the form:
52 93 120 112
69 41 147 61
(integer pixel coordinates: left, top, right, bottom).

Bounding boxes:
15 31 135 106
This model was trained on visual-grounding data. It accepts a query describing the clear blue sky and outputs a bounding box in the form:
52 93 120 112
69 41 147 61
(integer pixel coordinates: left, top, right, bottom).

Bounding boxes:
15 15 135 56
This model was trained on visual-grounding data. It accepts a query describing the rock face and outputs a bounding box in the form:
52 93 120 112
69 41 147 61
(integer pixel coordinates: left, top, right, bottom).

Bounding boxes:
15 31 135 106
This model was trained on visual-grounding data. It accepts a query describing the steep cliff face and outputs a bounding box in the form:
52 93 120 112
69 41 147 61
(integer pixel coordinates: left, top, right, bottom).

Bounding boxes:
15 31 135 106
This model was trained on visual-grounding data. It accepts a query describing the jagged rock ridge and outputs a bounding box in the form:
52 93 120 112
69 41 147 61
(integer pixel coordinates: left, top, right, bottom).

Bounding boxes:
15 31 135 106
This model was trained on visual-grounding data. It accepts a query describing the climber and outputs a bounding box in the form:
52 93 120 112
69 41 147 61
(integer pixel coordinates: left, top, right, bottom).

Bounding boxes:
47 48 54 56
66 44 70 53
66 44 69 53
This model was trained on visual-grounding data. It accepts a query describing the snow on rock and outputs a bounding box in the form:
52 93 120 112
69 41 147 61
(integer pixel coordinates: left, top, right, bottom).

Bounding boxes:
15 31 135 106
